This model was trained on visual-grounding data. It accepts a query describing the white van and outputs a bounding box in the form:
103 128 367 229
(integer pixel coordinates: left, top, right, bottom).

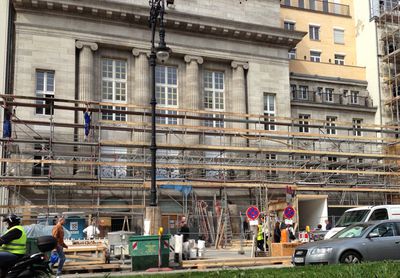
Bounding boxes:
324 205 400 239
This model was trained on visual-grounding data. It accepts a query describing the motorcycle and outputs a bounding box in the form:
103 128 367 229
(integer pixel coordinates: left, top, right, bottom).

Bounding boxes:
6 235 57 278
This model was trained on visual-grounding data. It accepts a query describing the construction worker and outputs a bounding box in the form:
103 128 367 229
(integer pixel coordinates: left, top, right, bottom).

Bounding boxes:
50 216 68 278
0 214 27 278
257 217 265 251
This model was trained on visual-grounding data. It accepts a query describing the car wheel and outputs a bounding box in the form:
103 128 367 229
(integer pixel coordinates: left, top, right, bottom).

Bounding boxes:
339 251 361 264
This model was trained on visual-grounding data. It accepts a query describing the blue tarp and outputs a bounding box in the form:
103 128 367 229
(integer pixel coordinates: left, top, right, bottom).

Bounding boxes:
160 184 192 196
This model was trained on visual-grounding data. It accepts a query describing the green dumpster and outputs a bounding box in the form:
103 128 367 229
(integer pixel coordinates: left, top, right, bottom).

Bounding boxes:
129 235 170 270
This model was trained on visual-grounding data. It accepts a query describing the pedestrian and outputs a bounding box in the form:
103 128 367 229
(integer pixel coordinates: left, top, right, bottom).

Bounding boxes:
316 224 322 231
178 217 190 243
287 224 296 242
325 219 332 230
274 222 281 243
50 217 68 278
83 220 100 240
0 215 27 278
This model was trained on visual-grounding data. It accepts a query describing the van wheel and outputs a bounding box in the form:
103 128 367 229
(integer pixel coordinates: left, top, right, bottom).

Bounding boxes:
340 251 361 264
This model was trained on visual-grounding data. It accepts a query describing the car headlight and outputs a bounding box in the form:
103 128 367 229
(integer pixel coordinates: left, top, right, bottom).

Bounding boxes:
310 247 333 255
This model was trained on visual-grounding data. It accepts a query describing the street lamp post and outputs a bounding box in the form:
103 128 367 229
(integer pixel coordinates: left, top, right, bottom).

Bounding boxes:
149 0 171 207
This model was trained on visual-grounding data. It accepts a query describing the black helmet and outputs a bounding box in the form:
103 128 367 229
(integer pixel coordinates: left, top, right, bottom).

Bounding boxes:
3 214 21 225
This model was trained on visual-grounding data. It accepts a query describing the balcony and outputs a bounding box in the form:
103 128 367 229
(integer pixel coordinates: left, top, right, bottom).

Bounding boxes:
281 0 350 17
291 90 374 108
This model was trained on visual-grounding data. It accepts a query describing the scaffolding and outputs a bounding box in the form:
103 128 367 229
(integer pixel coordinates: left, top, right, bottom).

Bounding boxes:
0 94 398 222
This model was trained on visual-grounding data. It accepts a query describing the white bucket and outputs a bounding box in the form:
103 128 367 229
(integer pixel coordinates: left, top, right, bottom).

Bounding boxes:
189 248 197 259
197 240 205 250
198 249 205 258
174 235 183 253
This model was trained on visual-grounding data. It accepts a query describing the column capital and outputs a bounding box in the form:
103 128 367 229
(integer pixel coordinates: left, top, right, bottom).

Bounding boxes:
75 41 98 51
184 55 204 65
231 61 249 70
132 48 150 57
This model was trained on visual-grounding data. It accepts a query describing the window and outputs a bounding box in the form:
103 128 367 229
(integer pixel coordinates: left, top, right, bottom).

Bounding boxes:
369 209 389 221
298 0 304 8
309 25 320 40
284 0 290 5
204 71 225 127
32 139 50 176
299 86 309 100
324 88 334 102
323 0 329 12
369 222 395 238
309 0 316 10
350 91 359 104
335 54 345 65
284 21 295 31
35 70 55 115
326 116 337 135
334 29 345 44
156 65 178 125
288 48 296 59
310 51 321 62
264 93 276 131
291 84 297 99
327 156 337 170
266 154 277 177
299 114 310 133
101 58 127 121
352 118 363 136
204 114 224 128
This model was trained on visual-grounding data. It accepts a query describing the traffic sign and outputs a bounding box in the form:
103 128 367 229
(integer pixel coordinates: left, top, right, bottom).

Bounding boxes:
284 206 296 219
246 206 260 220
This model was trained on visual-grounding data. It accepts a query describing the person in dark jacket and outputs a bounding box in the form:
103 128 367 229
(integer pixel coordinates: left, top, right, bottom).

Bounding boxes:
274 222 281 243
0 215 27 278
178 217 190 242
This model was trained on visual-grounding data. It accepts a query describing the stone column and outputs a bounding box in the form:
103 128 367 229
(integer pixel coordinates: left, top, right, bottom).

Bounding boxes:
132 49 151 144
76 41 98 102
75 41 98 177
183 55 203 145
230 61 249 180
230 61 249 146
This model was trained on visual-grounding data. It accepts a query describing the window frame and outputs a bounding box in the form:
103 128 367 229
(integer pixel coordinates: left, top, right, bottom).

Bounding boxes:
35 70 55 116
203 70 225 128
310 51 321 62
264 93 276 131
326 116 337 135
284 21 296 31
334 54 345 65
352 118 363 137
309 25 320 40
101 58 128 122
333 28 345 44
156 65 179 125
324 88 334 102
299 85 309 100
299 114 310 133
288 48 296 59
350 91 359 104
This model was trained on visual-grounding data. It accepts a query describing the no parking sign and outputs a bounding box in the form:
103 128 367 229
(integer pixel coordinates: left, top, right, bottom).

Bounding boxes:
246 206 260 220
284 206 296 219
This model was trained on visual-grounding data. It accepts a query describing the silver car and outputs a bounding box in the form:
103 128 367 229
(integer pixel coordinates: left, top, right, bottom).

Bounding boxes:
293 220 400 265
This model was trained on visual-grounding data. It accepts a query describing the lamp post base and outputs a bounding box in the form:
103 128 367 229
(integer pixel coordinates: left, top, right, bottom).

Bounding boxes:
145 206 161 235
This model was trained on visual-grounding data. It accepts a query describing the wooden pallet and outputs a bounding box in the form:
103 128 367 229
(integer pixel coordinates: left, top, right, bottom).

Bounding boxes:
63 245 107 266
181 256 292 269
62 263 121 274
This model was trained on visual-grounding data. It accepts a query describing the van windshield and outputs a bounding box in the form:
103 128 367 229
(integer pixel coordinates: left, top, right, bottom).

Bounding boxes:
335 210 370 227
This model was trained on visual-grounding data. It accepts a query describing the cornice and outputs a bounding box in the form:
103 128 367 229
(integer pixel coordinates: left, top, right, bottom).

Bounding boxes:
13 0 305 49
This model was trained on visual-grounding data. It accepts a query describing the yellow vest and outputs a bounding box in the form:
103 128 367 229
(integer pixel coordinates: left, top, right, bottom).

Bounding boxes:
257 224 263 240
0 225 27 255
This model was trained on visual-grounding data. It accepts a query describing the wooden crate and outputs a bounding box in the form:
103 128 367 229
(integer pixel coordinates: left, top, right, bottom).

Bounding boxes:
63 244 108 266
271 242 303 257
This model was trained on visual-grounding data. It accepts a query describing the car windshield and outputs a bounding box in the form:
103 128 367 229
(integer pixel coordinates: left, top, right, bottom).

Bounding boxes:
335 209 370 227
332 224 370 239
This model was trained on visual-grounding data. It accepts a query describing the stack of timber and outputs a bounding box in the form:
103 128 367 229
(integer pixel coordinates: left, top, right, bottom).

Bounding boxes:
182 256 292 269
63 240 108 266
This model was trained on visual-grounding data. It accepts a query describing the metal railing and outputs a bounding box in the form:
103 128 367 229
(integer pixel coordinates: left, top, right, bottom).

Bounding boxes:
281 0 350 17
291 90 373 108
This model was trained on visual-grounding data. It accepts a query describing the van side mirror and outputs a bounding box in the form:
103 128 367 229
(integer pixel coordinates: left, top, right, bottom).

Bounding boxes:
368 232 379 238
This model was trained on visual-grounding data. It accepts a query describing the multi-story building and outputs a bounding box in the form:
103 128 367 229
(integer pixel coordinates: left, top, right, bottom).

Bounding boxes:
1 0 399 233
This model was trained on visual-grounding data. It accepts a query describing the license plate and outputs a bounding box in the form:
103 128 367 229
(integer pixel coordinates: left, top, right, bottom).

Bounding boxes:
294 257 305 263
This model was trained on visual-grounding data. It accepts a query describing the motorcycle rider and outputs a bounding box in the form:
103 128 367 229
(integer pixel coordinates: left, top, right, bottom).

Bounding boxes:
0 215 27 278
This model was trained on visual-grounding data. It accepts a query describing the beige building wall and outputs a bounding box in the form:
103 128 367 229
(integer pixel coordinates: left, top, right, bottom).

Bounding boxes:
281 2 356 65
354 0 385 126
